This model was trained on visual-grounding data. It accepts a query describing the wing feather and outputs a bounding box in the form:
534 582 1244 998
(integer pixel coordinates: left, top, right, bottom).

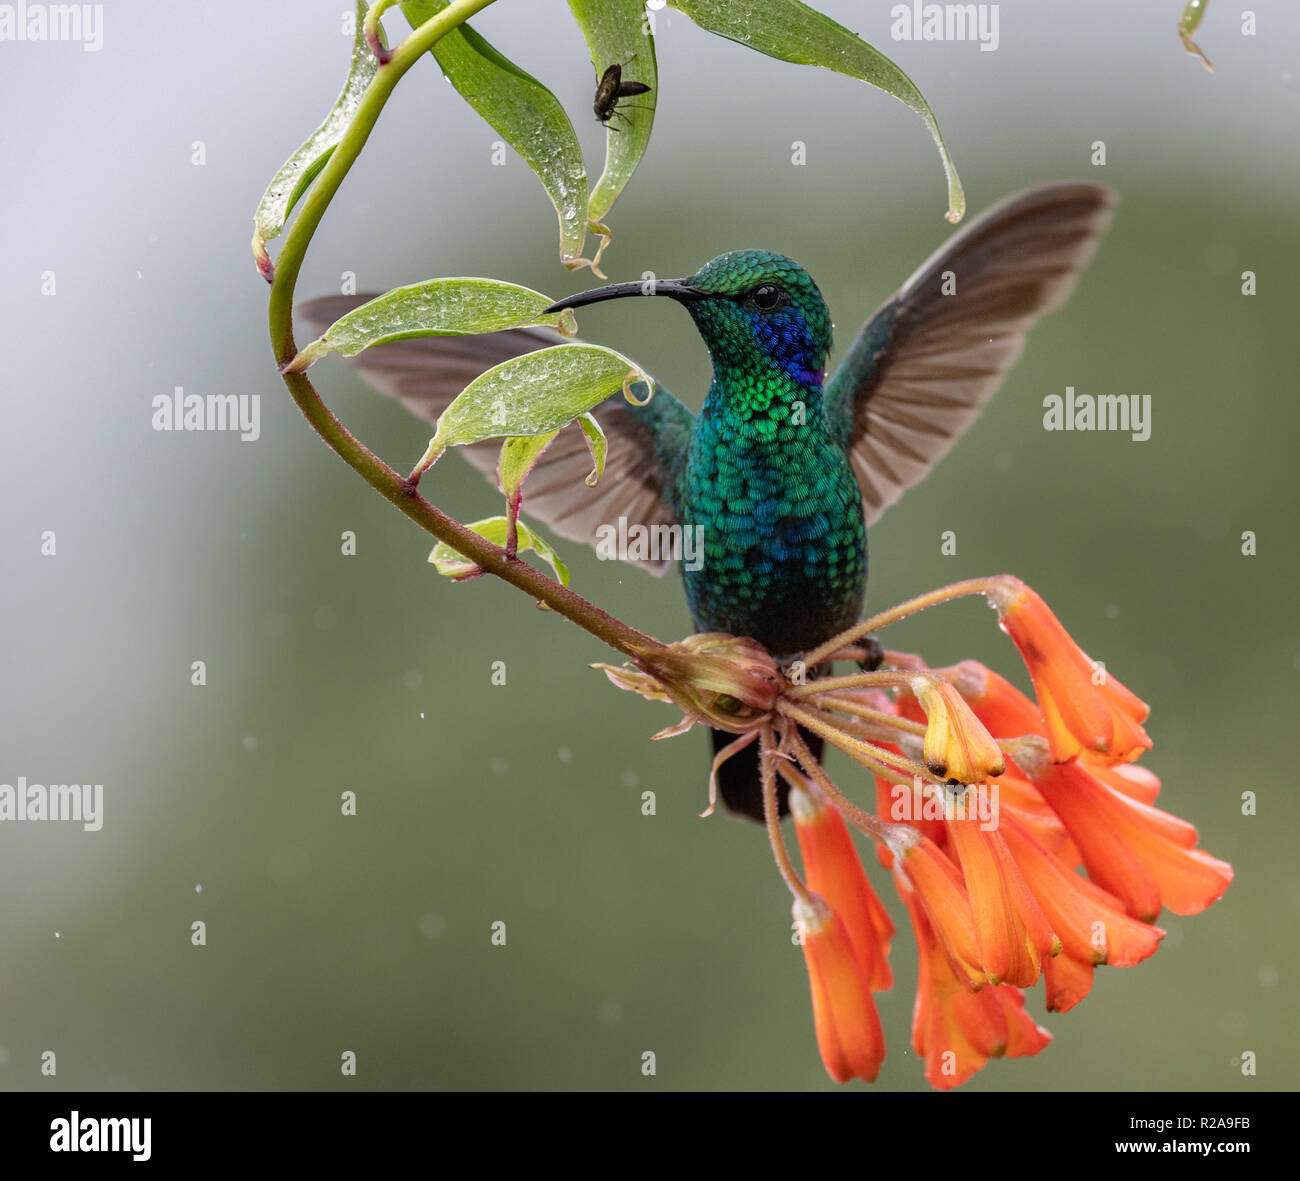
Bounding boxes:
295 295 693 575
826 183 1117 524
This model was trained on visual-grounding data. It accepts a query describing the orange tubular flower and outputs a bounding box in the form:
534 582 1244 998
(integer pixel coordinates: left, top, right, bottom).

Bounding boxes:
944 815 1061 988
1104 761 1163 805
937 659 1048 741
612 576 1232 1089
901 882 1051 1090
999 811 1164 1012
1031 759 1233 922
790 781 894 989
909 676 1006 784
896 834 987 990
875 770 947 868
794 895 886 1084
993 765 1080 864
987 578 1152 763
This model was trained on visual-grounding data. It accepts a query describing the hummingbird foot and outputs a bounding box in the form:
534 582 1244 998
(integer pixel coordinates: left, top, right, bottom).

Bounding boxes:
857 636 884 673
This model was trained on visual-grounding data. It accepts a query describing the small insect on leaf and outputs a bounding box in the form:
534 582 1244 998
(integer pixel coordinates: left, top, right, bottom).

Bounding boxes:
568 0 660 264
593 61 653 127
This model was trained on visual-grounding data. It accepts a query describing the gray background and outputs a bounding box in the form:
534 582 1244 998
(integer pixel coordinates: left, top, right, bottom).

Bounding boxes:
0 0 1295 1090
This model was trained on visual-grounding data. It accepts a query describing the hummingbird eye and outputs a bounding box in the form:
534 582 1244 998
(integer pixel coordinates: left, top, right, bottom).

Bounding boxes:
749 284 784 312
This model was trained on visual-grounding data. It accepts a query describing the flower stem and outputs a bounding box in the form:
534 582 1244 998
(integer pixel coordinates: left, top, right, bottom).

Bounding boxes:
786 669 937 699
778 700 931 786
803 577 1006 666
818 696 926 736
784 728 901 846
761 725 812 906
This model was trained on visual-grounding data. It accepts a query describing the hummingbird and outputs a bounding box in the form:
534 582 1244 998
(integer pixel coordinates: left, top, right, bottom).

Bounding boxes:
298 183 1115 822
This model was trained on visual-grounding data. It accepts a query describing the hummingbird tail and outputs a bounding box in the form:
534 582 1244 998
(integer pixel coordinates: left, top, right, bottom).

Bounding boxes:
710 725 825 823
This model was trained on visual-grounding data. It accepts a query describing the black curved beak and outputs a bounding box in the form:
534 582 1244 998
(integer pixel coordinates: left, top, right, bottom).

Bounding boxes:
544 278 707 314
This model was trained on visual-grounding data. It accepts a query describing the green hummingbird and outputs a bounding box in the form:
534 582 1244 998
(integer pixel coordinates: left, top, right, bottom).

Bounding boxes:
298 183 1115 822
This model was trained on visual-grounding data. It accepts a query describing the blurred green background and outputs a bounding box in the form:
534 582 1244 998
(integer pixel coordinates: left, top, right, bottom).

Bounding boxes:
1 1 1296 1091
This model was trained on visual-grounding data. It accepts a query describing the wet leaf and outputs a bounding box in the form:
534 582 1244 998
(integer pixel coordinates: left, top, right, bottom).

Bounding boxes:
284 278 573 372
575 412 606 485
498 430 561 503
1178 0 1214 71
400 0 590 267
567 0 658 251
252 1 380 279
667 0 965 223
429 516 570 586
421 343 653 469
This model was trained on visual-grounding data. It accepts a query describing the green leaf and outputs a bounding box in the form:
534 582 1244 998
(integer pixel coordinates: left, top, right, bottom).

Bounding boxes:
667 0 965 223
497 411 606 512
400 0 591 268
420 343 653 469
284 278 575 372
429 516 570 586
567 0 658 244
252 1 380 278
575 412 607 485
498 430 560 502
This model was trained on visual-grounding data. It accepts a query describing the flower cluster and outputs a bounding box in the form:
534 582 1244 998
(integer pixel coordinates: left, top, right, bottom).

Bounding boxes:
599 575 1233 1089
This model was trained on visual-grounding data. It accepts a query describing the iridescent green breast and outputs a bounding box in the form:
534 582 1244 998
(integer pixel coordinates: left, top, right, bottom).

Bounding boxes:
676 376 866 658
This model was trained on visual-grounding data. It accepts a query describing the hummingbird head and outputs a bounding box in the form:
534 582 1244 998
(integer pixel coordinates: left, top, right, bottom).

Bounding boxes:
545 249 832 387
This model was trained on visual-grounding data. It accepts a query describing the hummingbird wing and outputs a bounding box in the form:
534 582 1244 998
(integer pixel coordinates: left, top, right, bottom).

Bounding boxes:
824 183 1116 524
295 295 694 575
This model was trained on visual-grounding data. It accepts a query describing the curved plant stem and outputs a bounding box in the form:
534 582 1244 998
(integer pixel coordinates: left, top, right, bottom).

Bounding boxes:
761 725 812 905
778 699 929 786
786 728 900 847
265 0 668 663
803 577 1003 666
819 696 926 736
786 669 939 700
